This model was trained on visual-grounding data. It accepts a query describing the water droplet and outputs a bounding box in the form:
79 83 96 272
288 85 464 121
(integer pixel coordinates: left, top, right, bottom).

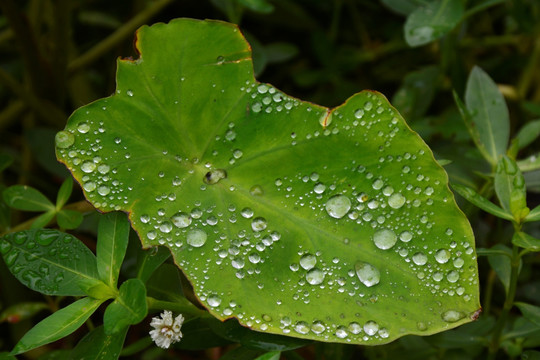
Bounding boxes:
55 131 74 148
77 122 90 133
140 214 150 223
314 183 326 194
207 294 221 307
204 169 227 184
250 185 264 196
241 208 254 219
447 270 459 283
159 221 173 233
335 326 348 338
372 229 397 250
416 322 428 331
379 328 389 338
97 185 110 196
81 161 96 173
364 102 373 111
251 217 267 232
171 212 191 228
372 178 384 190
187 229 207 247
354 109 364 119
299 254 317 270
453 258 464 268
306 268 325 285
311 321 326 334
248 253 261 264
388 193 406 209
441 310 465 323
355 262 380 287
399 231 412 242
412 252 427 266
348 322 362 334
363 321 379 336
294 321 309 334
325 195 351 219
435 249 450 264
97 164 110 174
231 257 245 269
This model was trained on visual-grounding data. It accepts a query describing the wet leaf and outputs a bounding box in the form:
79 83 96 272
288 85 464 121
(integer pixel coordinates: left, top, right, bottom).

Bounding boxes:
70 325 128 360
96 212 130 287
103 278 147 334
10 297 103 355
2 185 54 212
56 18 479 344
404 0 464 47
464 66 510 166
0 229 99 296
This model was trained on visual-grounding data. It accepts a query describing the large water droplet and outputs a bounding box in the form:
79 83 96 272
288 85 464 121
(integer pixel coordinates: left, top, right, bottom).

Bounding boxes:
55 131 74 148
412 252 427 266
335 326 348 338
348 322 362 334
251 217 267 232
159 221 173 233
355 262 380 287
77 122 90 133
363 320 379 336
294 321 309 334
299 254 317 270
81 161 96 173
186 229 207 247
311 321 326 334
241 208 254 219
171 212 191 228
441 310 465 323
372 229 397 250
325 195 351 219
388 193 406 209
306 268 325 285
207 294 221 307
435 249 450 264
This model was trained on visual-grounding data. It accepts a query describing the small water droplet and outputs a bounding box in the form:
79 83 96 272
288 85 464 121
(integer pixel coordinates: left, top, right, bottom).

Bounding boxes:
325 195 351 219
187 229 207 247
314 183 326 194
77 122 90 133
435 249 450 264
250 185 264 196
159 221 173 233
251 217 267 232
306 268 325 285
204 169 227 184
171 212 191 228
388 193 406 209
399 231 412 242
335 326 348 338
348 322 362 334
241 208 254 219
441 310 465 323
81 161 96 173
311 320 326 334
294 321 309 334
412 252 427 266
373 229 397 250
207 294 221 307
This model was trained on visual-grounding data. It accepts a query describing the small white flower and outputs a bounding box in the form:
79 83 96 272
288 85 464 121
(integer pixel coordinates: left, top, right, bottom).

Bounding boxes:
149 310 184 349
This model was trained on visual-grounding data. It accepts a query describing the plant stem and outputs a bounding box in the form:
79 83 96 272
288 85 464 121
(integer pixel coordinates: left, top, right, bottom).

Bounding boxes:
487 244 521 358
67 0 174 74
146 296 207 317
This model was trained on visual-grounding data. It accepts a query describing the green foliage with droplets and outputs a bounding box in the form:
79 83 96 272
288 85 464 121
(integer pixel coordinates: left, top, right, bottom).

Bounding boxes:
55 18 480 344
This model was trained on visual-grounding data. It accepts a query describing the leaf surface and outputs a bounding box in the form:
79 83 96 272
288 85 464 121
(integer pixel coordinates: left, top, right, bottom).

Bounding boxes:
56 18 480 344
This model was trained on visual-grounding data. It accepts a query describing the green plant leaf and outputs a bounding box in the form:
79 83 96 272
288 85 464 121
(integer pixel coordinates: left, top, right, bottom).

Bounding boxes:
515 119 540 150
56 18 479 344
404 0 464 47
525 205 540 223
519 153 540 172
0 229 99 296
381 0 420 16
451 183 514 221
522 350 540 360
392 66 440 120
96 212 130 287
0 302 49 323
2 185 55 212
238 0 274 13
255 351 281 360
56 209 83 230
464 66 510 165
146 263 185 301
10 297 103 355
487 244 513 294
70 325 128 360
30 210 56 229
56 177 73 209
515 302 540 328
512 232 540 252
103 278 147 334
494 156 528 220
136 246 171 283
0 153 13 173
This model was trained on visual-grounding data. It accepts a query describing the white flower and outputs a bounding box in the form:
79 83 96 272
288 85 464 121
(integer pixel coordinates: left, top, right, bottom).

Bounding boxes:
149 310 184 349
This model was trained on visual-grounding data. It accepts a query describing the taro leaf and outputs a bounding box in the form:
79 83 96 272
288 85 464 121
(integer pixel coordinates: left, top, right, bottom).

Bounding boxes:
55 18 480 344
0 229 99 296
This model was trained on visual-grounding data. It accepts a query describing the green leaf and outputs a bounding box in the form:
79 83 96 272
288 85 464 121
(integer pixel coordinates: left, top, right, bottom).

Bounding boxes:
515 120 540 150
220 346 265 360
0 229 99 296
56 209 83 230
381 0 420 16
2 185 54 212
56 18 480 344
392 66 440 120
513 232 540 252
10 297 103 355
56 177 73 209
464 66 510 165
96 212 130 287
404 0 464 47
518 153 540 172
176 317 233 350
494 156 527 220
0 153 13 173
70 325 128 360
451 183 514 221
523 350 540 360
0 302 48 323
516 302 540 328
525 205 540 223
255 351 281 360
30 210 56 229
146 263 184 301
103 278 147 334
0 185 11 233
237 0 274 13
487 244 513 294
136 246 171 283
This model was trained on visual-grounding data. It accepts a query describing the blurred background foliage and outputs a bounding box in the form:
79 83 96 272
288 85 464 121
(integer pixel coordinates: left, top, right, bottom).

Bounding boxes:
1 0 540 359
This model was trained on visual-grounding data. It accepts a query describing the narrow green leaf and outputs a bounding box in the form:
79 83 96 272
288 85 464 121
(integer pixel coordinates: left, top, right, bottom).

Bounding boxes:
392 66 440 120
515 302 540 328
136 246 171 283
0 229 99 296
464 66 510 165
2 185 54 212
255 351 281 360
0 352 16 360
494 156 527 219
0 302 49 323
525 205 540 223
96 212 130 287
237 0 274 13
451 183 514 221
30 210 56 229
103 278 147 334
518 153 540 172
512 232 540 252
70 325 128 360
56 209 83 230
515 120 540 150
463 0 505 18
176 317 233 350
56 177 73 209
10 297 103 355
487 244 512 294
381 0 420 16
404 0 464 47
146 263 184 301
0 185 10 233
522 350 540 360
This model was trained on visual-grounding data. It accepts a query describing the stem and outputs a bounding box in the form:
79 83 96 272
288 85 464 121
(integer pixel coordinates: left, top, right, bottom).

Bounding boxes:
488 244 521 358
67 0 174 74
146 296 207 317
